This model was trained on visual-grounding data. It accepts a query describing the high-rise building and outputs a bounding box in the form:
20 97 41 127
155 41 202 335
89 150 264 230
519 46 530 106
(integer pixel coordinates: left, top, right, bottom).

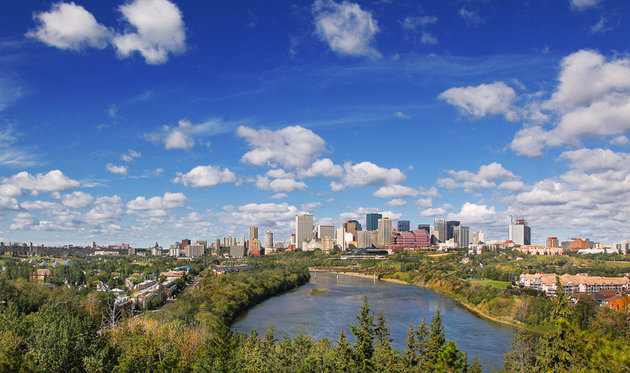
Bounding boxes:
508 218 531 246
343 221 358 241
265 231 274 249
348 219 362 231
181 239 191 250
357 230 372 248
377 217 393 247
296 213 314 249
433 219 446 242
366 213 382 231
454 226 470 248
417 224 430 234
317 225 335 240
446 221 460 240
472 231 485 245
397 220 410 232
249 239 263 255
214 238 221 251
546 237 559 248
336 227 346 250
248 226 258 252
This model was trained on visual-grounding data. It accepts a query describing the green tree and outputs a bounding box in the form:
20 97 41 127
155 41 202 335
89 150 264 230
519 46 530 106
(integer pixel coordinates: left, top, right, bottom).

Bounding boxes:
334 330 356 373
350 297 375 371
424 311 446 371
469 356 483 373
435 340 467 373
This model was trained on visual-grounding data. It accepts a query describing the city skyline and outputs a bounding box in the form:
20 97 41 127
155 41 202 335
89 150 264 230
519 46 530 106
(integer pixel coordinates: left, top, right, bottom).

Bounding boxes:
1 1 630 246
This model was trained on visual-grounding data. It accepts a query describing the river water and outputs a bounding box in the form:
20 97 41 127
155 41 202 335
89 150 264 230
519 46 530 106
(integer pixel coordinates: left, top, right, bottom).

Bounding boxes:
232 272 515 372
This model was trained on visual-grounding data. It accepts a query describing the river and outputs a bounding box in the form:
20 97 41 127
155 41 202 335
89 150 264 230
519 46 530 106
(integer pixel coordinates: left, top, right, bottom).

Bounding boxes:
232 272 516 372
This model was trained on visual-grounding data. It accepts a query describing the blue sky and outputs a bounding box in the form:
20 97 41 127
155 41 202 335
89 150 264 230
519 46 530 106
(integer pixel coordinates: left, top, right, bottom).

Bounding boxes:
1 0 630 247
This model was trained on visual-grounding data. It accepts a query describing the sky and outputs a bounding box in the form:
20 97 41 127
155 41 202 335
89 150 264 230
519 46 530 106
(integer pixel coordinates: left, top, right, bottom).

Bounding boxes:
1 0 630 247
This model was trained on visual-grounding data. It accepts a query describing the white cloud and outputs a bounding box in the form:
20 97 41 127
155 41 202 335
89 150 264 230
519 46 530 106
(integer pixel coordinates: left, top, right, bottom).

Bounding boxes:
0 195 20 212
509 126 547 157
0 184 23 198
270 193 288 199
298 158 344 178
611 135 629 146
570 0 601 10
254 175 308 192
419 186 441 198
61 191 94 209
373 184 419 198
10 212 38 230
85 195 124 224
106 163 128 176
394 111 410 119
3 170 79 192
498 180 528 192
558 148 630 172
402 16 437 30
447 202 502 226
421 32 437 45
415 197 433 208
459 8 483 25
301 202 322 211
439 82 518 121
342 161 406 188
217 202 298 229
590 16 611 34
113 0 186 64
339 207 402 221
26 2 110 50
238 125 326 169
330 181 345 192
385 198 407 207
126 192 186 217
437 162 519 192
173 165 237 188
419 204 454 217
150 119 227 150
266 169 295 179
121 149 141 162
312 0 380 58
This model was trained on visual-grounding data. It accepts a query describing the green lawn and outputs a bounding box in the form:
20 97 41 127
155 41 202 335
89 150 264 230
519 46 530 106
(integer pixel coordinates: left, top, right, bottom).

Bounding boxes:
469 279 512 289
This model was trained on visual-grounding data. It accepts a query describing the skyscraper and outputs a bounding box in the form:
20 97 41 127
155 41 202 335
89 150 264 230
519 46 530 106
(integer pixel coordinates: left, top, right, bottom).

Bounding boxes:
417 224 430 234
366 213 382 231
446 221 460 240
265 231 274 249
248 226 259 254
397 220 410 232
343 221 358 241
454 226 470 248
348 219 362 231
472 231 485 245
317 225 335 239
377 217 393 247
296 213 314 249
433 219 446 242
509 218 531 246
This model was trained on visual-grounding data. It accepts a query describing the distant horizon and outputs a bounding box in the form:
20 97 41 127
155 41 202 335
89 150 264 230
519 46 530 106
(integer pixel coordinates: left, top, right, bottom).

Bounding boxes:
1 1 630 247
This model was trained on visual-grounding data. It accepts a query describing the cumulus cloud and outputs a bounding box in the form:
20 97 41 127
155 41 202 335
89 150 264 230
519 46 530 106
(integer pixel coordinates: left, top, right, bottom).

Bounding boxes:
298 158 344 178
0 195 20 212
459 8 483 25
3 170 79 192
342 161 406 188
113 0 186 64
10 212 38 230
217 202 298 229
254 175 308 192
402 16 437 30
301 202 322 211
439 82 519 121
126 192 186 217
147 119 226 150
0 184 23 198
330 181 345 192
610 135 629 146
313 0 380 58
420 32 438 45
419 204 453 217
558 148 630 172
121 149 141 162
447 202 502 226
373 184 419 198
238 125 326 169
85 195 124 224
106 163 128 176
437 162 520 193
173 165 237 188
385 198 407 207
61 191 94 209
511 50 630 156
270 193 288 199
570 0 601 10
415 198 433 208
26 2 110 50
339 207 402 221
394 111 410 119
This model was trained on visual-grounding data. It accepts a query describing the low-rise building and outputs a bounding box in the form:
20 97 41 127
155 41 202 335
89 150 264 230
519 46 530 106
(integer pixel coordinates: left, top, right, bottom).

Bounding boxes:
519 273 630 296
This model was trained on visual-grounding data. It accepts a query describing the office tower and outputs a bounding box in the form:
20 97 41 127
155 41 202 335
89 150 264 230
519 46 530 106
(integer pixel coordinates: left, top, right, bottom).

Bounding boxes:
546 237 559 248
317 225 335 239
296 213 314 249
446 221 460 240
348 219 362 231
358 230 372 248
454 226 470 248
472 231 485 245
265 231 274 249
417 224 430 234
248 226 258 252
433 219 446 242
336 227 346 250
508 218 531 246
377 217 393 247
181 239 191 250
214 238 221 250
343 221 358 241
397 220 410 232
249 239 263 255
366 213 382 231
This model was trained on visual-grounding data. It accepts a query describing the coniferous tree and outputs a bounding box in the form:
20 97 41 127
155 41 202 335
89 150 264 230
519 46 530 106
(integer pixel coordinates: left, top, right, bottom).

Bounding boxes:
469 356 483 373
435 340 467 373
350 297 375 372
334 330 356 372
423 311 446 371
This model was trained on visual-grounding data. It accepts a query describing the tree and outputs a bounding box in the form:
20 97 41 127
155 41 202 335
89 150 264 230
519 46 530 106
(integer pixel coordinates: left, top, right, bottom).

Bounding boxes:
469 356 483 373
424 311 446 371
334 330 356 372
350 297 375 372
435 340 467 373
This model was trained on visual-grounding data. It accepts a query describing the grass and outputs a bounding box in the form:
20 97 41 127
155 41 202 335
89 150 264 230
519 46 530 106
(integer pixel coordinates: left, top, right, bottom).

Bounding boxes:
469 279 512 289
310 288 329 296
